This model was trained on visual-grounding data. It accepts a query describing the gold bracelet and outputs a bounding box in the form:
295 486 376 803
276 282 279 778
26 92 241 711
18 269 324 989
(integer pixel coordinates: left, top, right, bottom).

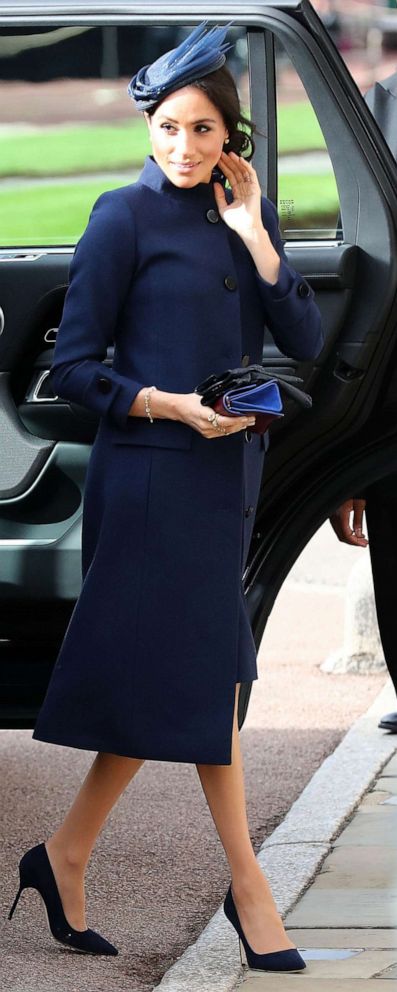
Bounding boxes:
144 385 157 423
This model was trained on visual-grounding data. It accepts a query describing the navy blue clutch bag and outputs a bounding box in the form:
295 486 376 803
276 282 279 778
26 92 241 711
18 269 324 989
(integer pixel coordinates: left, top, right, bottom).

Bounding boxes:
195 364 312 435
213 380 283 434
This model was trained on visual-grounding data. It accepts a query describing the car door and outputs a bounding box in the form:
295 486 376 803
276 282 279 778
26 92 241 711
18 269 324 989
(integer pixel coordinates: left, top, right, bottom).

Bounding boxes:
1 0 397 726
239 0 397 720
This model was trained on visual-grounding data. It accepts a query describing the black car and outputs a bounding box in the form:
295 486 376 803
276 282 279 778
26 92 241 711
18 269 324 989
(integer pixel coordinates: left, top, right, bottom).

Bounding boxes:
1 0 397 726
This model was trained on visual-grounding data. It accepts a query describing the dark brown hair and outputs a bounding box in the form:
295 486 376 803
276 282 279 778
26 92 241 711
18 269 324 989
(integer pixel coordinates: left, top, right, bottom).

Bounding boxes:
146 65 256 159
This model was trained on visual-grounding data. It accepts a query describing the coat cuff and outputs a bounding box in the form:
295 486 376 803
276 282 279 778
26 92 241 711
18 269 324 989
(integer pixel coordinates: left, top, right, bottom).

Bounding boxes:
105 373 146 429
255 259 314 325
255 256 295 298
51 363 145 431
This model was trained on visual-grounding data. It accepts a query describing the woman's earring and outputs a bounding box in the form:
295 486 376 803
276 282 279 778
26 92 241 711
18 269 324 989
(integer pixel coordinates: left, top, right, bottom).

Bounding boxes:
224 137 230 145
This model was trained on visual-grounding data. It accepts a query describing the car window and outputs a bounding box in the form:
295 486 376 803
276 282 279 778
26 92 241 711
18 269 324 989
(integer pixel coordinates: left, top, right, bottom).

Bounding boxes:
0 24 248 248
275 39 341 241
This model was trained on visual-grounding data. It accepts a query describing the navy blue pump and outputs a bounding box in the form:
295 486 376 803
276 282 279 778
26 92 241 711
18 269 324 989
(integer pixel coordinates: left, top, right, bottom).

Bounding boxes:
223 884 306 973
8 842 118 955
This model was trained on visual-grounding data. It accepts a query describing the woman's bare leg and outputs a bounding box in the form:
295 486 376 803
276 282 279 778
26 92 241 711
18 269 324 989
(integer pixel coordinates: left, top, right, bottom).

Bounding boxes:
45 752 144 930
196 684 295 955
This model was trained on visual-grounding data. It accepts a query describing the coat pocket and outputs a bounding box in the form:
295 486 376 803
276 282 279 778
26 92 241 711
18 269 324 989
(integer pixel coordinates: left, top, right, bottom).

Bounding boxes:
108 418 193 450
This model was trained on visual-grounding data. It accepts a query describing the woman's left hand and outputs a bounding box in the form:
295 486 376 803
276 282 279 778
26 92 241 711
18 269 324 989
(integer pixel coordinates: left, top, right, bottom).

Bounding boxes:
213 151 263 241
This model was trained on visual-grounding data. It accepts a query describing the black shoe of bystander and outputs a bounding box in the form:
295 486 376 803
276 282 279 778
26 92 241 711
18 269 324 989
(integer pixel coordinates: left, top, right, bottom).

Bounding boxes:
378 711 397 732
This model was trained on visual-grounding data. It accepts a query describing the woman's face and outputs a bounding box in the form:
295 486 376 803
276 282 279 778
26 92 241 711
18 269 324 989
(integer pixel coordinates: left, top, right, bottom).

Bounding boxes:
145 85 229 187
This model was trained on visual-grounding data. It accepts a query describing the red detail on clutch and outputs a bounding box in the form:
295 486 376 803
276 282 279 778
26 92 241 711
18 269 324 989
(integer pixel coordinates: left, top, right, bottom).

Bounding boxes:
212 397 279 434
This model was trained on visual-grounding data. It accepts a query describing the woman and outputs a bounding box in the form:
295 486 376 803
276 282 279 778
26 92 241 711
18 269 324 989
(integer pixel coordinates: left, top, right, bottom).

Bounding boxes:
8 22 323 975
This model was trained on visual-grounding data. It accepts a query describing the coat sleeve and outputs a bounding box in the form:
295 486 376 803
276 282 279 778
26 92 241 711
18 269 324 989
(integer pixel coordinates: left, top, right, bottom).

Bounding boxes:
49 189 146 430
254 197 324 361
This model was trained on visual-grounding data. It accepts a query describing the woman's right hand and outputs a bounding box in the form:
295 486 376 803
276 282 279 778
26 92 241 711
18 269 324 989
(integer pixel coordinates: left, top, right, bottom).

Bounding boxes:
175 392 256 438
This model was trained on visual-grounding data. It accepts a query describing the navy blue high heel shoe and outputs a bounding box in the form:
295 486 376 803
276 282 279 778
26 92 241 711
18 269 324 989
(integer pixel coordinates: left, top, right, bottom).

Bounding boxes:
223 884 306 973
8 843 118 955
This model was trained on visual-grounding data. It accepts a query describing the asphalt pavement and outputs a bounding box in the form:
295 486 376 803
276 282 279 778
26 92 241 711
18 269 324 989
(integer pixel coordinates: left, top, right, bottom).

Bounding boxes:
0 522 393 992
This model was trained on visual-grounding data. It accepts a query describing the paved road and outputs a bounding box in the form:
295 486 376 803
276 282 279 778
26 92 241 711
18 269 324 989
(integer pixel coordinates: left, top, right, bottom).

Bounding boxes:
0 524 388 992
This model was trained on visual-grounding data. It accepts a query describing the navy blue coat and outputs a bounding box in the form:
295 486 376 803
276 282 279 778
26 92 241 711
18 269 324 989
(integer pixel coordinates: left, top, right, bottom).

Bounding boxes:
32 155 323 764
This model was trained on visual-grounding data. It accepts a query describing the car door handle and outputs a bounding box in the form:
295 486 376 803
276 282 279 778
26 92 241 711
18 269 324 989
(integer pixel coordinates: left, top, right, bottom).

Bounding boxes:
25 369 59 402
333 359 365 382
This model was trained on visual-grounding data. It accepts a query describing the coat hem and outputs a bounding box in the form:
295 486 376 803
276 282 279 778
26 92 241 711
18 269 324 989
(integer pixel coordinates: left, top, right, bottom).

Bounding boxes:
31 729 235 765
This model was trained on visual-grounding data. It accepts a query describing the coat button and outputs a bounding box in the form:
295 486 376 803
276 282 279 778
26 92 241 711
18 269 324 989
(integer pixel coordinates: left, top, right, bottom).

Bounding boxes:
97 377 112 393
224 276 237 291
206 208 219 224
241 354 250 367
245 505 254 517
297 280 311 298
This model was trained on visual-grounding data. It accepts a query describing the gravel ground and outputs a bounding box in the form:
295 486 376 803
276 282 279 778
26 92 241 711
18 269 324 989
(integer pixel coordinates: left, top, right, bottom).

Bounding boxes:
0 523 390 992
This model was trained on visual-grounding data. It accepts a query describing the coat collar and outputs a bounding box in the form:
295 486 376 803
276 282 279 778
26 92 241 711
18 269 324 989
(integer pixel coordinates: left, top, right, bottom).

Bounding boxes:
137 154 227 205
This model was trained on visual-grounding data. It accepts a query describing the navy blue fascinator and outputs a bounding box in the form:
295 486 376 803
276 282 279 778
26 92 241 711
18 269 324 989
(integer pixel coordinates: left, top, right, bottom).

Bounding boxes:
128 21 233 112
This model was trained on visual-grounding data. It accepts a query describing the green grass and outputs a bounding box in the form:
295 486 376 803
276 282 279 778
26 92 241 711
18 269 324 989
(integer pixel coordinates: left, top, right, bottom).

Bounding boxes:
279 171 339 221
0 119 151 178
278 102 326 154
0 179 124 245
0 101 325 180
0 171 340 246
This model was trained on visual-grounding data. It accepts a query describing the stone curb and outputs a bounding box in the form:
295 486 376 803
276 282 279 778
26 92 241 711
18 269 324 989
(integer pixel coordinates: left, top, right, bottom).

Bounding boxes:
153 679 397 992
